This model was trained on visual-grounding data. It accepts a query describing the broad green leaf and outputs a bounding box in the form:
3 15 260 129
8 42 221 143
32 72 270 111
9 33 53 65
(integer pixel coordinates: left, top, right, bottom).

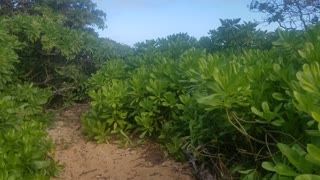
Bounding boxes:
197 94 223 109
239 169 254 174
277 143 312 173
305 144 320 166
295 174 320 180
139 130 148 139
272 119 285 126
251 106 264 117
298 50 307 59
311 111 320 123
274 163 298 176
179 95 190 105
292 144 307 157
293 91 315 113
305 130 320 136
7 175 18 180
241 169 260 180
296 63 320 95
119 129 130 140
305 154 320 167
31 160 50 170
262 161 276 172
307 144 320 158
0 169 8 180
272 93 287 101
273 63 281 72
262 102 270 113
113 122 118 130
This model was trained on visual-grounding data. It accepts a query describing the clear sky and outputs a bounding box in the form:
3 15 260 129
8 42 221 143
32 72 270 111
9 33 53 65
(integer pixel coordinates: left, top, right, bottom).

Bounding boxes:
91 0 278 46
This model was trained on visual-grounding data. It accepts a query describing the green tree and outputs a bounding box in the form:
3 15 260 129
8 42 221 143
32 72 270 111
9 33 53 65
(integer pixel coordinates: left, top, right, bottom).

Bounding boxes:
197 36 214 52
208 18 275 52
0 0 106 30
0 0 135 105
250 0 320 29
134 33 197 59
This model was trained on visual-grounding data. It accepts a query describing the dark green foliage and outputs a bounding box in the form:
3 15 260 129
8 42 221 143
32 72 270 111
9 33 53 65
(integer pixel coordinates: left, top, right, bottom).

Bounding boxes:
0 17 24 88
0 13 132 105
0 0 107 30
0 26 61 177
134 33 198 59
207 18 277 53
0 0 131 106
1 14 87 104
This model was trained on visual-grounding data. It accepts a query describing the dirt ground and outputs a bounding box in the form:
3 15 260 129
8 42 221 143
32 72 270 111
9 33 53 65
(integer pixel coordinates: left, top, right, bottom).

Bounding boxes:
47 104 194 180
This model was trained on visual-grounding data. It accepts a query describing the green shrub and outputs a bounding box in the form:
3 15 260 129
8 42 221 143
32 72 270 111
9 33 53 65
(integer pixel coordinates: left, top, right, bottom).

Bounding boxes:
0 83 63 179
82 24 320 179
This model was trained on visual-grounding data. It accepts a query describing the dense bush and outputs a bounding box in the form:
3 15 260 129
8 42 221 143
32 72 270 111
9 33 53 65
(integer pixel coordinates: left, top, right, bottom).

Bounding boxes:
1 0 319 179
0 84 63 179
82 24 320 179
0 16 62 177
0 0 132 179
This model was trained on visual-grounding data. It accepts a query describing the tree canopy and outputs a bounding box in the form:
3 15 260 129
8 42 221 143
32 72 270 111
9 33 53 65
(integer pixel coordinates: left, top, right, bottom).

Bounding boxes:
0 0 106 30
206 18 276 52
250 0 320 29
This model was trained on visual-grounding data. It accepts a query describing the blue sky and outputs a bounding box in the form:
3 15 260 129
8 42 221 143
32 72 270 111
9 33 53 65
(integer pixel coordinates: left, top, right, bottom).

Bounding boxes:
92 0 278 46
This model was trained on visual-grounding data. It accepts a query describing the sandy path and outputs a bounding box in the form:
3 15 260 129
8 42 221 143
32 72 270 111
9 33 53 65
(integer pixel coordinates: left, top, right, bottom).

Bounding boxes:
48 104 194 180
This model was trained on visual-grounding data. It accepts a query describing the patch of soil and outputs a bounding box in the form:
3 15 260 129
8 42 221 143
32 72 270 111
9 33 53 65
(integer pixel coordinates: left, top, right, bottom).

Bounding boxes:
48 104 194 180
